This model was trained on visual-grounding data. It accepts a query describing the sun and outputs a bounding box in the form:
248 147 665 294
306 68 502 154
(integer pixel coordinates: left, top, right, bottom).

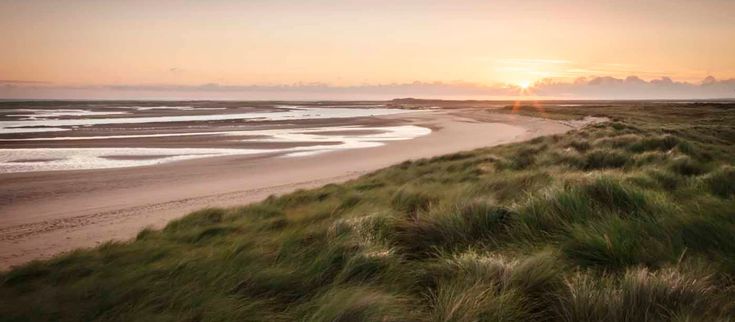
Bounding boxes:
517 80 531 89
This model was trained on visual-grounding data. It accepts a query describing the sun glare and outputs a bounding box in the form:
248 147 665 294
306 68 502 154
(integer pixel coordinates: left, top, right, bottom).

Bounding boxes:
518 81 531 89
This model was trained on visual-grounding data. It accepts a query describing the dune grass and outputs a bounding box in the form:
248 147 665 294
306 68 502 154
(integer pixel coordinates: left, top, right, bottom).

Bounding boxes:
1 102 735 321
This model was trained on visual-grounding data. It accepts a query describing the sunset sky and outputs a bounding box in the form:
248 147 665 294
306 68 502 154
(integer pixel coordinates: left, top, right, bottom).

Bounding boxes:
1 0 734 99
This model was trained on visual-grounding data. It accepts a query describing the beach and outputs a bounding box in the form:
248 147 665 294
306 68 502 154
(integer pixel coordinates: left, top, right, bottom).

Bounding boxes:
0 104 573 269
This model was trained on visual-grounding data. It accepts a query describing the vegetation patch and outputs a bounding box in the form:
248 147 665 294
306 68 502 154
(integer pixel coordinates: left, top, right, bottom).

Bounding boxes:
2 103 735 321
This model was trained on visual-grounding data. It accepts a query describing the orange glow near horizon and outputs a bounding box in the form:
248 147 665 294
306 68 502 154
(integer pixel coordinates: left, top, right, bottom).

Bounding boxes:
1 1 734 89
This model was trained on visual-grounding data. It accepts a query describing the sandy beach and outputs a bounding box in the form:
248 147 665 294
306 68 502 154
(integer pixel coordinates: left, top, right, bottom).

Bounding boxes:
0 107 575 269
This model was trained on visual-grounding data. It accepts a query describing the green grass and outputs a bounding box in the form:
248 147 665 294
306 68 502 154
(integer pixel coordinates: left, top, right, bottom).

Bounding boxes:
2 102 735 321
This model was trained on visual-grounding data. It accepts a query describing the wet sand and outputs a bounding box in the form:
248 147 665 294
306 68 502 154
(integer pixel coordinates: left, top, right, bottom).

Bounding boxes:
0 108 583 269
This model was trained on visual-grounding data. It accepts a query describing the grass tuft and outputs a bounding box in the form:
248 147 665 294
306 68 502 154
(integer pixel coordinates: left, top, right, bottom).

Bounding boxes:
583 149 629 170
668 155 707 176
390 186 436 215
701 165 735 198
304 287 412 322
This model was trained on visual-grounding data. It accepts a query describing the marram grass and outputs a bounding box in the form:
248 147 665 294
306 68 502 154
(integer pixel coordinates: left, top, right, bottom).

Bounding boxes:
2 102 735 321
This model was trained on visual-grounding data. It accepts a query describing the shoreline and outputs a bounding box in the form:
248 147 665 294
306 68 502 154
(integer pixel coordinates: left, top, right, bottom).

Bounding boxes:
0 109 576 269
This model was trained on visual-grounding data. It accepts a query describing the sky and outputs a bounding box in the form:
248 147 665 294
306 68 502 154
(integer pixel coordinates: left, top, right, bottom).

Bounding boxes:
1 0 735 99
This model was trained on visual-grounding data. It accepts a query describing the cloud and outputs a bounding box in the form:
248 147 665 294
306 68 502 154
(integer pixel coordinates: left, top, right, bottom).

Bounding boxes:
0 79 51 85
531 76 735 99
0 76 733 100
0 81 520 100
